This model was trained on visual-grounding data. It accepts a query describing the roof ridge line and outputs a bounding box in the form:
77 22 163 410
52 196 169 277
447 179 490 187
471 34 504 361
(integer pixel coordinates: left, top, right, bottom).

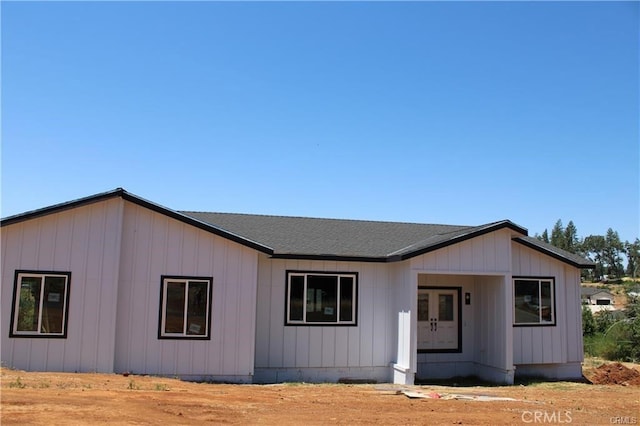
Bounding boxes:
179 210 471 228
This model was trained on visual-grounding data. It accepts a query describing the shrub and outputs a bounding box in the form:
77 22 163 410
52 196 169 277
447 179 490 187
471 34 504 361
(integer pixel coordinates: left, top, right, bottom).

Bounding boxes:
582 306 596 336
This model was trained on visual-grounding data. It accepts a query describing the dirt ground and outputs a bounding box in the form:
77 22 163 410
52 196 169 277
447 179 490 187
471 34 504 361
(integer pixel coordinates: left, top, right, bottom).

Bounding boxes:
1 363 639 425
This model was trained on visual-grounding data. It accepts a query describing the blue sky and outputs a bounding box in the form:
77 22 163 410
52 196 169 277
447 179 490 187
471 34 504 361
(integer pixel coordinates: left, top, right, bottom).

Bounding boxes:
2 1 638 244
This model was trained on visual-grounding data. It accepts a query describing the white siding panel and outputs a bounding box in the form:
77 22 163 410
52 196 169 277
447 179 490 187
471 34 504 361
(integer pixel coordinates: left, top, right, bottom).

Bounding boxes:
267 262 285 368
282 327 296 366
1 199 123 373
347 325 361 368
254 258 395 379
448 244 461 270
410 229 512 274
296 327 310 368
472 238 484 271
512 242 582 367
372 268 389 366
113 202 258 380
358 268 374 367
334 328 349 366
520 328 533 364
254 258 271 368
565 267 583 362
322 328 336 367
309 328 323 367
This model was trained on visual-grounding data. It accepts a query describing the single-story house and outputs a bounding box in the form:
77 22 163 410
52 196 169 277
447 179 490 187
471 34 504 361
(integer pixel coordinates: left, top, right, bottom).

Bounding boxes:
580 287 615 306
1 188 594 384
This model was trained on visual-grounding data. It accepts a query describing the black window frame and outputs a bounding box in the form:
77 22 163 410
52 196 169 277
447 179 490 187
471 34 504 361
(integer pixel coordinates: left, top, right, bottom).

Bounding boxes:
285 271 358 326
513 276 557 327
9 270 72 338
158 275 213 340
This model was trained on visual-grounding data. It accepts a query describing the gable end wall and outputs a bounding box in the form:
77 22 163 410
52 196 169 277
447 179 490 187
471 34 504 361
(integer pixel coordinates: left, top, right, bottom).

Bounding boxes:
1 198 124 373
114 201 259 380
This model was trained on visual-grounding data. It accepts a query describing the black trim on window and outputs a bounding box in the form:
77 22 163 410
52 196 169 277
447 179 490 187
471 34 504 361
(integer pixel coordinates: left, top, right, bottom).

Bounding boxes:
285 271 358 326
158 275 213 340
513 276 557 327
9 270 71 338
417 286 462 354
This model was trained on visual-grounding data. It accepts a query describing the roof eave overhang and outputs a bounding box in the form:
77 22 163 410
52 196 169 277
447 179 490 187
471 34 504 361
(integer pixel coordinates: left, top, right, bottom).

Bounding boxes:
392 220 528 261
1 188 275 256
1 188 125 226
270 253 389 263
512 237 595 269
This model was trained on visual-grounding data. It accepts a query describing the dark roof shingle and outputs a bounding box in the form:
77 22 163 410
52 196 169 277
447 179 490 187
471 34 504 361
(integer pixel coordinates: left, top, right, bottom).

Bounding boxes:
0 188 594 268
180 212 527 261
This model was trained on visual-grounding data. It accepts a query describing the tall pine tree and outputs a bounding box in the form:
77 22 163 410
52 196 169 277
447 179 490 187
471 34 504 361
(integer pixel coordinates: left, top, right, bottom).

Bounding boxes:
550 219 566 249
564 221 579 254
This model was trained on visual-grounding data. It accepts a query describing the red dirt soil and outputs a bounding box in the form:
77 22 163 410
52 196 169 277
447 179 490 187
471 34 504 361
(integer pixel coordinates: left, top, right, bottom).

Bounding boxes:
2 365 639 425
586 362 640 385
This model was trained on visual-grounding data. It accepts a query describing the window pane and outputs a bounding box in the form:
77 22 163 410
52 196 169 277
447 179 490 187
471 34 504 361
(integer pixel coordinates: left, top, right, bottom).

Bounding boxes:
438 294 454 321
418 293 429 322
339 277 354 322
186 281 208 335
41 276 66 334
165 282 186 333
17 277 41 332
540 281 553 322
289 276 304 321
306 275 337 322
514 280 541 324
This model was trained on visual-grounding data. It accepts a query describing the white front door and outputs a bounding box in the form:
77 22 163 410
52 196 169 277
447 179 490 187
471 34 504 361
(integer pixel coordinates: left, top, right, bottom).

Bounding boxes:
417 288 459 351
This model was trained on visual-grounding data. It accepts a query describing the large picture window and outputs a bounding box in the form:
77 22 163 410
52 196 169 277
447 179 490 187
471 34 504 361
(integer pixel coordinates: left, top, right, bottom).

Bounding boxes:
286 272 357 325
10 271 71 338
513 277 555 326
159 276 212 339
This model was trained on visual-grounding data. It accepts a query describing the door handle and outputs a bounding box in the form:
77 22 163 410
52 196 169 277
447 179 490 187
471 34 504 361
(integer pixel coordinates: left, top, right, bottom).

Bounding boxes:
430 318 438 332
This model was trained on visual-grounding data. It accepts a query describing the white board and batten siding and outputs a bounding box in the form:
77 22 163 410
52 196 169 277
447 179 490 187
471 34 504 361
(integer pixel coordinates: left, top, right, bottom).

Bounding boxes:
409 229 513 274
512 243 583 378
409 229 516 383
114 202 259 381
253 257 395 383
1 198 124 373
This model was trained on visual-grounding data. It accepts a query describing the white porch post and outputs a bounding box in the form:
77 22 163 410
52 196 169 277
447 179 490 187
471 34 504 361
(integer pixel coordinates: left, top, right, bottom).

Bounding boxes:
392 272 417 385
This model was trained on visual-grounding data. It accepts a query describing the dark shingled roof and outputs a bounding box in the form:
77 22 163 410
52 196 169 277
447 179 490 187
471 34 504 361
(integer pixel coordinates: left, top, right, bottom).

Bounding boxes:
180 212 529 261
513 236 596 269
580 287 613 297
0 188 595 267
180 211 470 259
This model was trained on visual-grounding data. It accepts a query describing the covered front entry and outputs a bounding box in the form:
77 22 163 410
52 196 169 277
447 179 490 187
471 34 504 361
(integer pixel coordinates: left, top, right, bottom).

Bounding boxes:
396 273 515 385
417 288 461 352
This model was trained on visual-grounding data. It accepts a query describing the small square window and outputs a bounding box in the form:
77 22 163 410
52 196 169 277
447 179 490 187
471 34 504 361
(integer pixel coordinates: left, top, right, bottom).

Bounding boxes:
10 271 71 338
159 276 212 339
513 278 555 326
286 272 357 326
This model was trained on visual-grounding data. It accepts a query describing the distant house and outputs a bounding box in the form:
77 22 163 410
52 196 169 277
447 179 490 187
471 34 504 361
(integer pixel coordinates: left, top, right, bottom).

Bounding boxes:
1 189 595 384
581 287 615 306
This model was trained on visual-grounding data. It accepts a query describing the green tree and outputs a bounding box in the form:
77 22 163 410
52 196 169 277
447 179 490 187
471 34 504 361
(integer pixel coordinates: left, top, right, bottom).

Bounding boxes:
625 239 640 279
541 229 549 244
550 219 566 249
563 221 579 254
582 305 596 336
604 228 624 277
583 235 606 279
595 310 617 334
606 298 640 362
